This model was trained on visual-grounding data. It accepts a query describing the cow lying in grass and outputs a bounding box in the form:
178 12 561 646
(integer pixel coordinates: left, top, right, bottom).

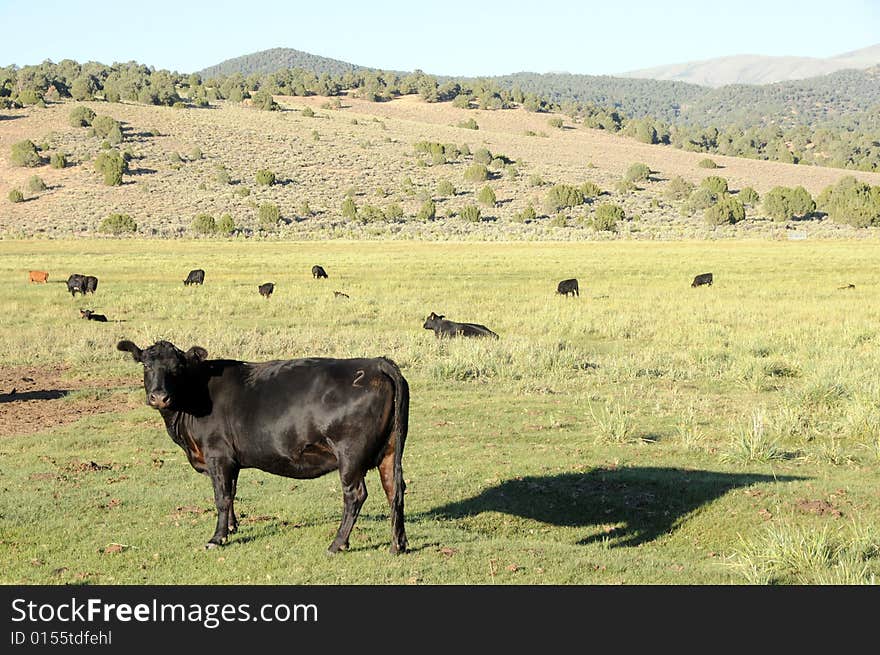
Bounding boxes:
422 312 499 339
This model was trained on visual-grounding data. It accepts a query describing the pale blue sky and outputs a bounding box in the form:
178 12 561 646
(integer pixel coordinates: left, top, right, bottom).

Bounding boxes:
1 0 878 75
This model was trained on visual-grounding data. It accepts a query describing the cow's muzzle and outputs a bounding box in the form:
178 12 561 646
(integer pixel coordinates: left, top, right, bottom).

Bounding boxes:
148 392 171 409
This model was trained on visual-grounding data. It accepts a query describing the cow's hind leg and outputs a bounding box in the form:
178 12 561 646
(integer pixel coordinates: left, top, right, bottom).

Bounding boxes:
378 447 407 554
328 469 367 554
227 468 240 534
206 458 238 549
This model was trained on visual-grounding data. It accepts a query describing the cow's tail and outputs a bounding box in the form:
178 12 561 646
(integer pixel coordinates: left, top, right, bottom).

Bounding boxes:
379 357 409 554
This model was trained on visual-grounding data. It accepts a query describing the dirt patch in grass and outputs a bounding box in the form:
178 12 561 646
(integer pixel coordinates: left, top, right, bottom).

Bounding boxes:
0 364 138 436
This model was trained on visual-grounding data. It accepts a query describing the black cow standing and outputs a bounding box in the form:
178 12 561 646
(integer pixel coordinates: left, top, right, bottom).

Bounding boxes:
116 339 409 554
66 274 86 297
312 265 328 279
691 273 713 288
184 269 205 286
258 282 275 299
557 278 579 297
423 312 499 339
80 309 107 322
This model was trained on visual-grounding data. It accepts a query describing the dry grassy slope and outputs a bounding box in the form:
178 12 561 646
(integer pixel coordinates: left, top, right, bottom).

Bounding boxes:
2 93 880 239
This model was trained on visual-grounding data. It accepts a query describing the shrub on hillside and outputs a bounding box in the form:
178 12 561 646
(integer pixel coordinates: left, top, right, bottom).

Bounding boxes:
10 140 41 167
738 187 760 205
50 152 67 169
69 105 96 127
358 204 386 223
625 162 651 183
548 117 564 129
27 176 46 193
701 176 729 196
457 118 478 130
473 148 492 165
8 189 24 203
464 163 489 183
417 199 436 221
704 197 745 226
817 176 880 227
191 213 216 234
94 149 128 186
437 179 456 196
763 186 815 222
99 213 138 235
217 213 236 235
91 116 121 140
341 197 357 219
592 203 625 231
545 184 584 212
580 181 602 198
698 158 718 169
477 186 496 207
665 176 695 201
512 203 537 222
255 169 276 186
251 90 279 111
460 204 482 222
258 203 281 230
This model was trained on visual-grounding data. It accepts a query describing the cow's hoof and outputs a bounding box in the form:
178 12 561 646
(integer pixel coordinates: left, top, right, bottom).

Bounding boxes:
228 524 238 534
205 538 226 550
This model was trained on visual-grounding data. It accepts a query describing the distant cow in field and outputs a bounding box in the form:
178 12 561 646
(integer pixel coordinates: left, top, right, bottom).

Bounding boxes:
312 265 328 279
184 269 205 286
258 282 275 299
423 312 499 339
80 309 108 322
116 338 409 554
66 274 86 296
334 291 350 299
83 275 98 294
557 278 579 297
691 273 713 288
838 283 855 290
29 270 49 284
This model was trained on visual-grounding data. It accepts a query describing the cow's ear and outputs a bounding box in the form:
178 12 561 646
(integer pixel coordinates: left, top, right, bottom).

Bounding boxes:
185 346 208 362
117 340 143 362
438 315 445 320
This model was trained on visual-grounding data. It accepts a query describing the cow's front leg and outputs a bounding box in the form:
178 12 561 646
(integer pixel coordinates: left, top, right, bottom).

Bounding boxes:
206 458 238 549
328 471 367 555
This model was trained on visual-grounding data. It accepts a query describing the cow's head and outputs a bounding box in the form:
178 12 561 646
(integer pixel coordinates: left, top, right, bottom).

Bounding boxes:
423 312 445 330
117 340 208 410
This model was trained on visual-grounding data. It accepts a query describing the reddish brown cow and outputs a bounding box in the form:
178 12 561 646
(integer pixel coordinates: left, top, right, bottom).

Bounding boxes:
29 270 49 284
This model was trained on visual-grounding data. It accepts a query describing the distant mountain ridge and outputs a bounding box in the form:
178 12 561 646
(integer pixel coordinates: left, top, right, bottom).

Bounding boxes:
621 43 880 87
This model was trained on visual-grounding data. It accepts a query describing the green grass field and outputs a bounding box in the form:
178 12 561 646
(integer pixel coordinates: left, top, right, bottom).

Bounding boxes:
1 239 878 584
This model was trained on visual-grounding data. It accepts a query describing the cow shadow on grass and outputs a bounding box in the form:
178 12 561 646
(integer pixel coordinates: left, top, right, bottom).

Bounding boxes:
429 466 805 548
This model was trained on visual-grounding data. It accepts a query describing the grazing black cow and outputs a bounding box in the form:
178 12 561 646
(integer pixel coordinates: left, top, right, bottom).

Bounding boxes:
557 278 579 297
838 283 855 290
334 291 350 299
184 269 205 286
83 275 98 294
312 265 328 279
80 309 107 322
691 273 713 288
66 274 86 297
116 339 409 554
422 312 499 339
258 282 275 299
